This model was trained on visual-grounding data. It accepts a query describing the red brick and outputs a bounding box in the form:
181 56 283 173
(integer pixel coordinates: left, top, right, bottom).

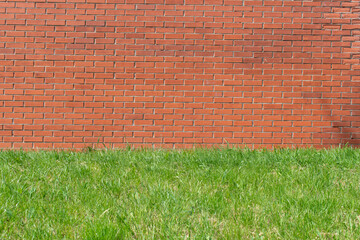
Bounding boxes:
0 0 358 149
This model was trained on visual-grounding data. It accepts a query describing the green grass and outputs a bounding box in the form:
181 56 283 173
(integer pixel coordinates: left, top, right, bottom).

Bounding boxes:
0 147 360 239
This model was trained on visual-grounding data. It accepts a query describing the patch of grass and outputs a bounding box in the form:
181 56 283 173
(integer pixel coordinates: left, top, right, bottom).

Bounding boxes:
0 147 360 239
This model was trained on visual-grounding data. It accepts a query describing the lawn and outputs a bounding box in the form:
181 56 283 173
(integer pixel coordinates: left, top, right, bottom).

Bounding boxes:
0 147 360 239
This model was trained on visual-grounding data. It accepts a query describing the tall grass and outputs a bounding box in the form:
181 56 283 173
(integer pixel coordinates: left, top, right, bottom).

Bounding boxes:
0 147 359 239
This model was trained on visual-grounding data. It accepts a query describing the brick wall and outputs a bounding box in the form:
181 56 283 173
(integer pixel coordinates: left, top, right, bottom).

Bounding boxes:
0 0 359 149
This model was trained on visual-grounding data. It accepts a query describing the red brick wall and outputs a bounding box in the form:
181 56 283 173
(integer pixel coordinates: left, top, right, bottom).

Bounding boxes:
0 0 359 149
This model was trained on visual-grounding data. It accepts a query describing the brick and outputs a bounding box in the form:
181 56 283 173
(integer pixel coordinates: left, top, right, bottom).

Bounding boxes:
0 0 358 149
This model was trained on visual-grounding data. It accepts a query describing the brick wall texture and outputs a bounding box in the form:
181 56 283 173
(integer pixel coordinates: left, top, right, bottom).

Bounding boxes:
0 0 359 149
